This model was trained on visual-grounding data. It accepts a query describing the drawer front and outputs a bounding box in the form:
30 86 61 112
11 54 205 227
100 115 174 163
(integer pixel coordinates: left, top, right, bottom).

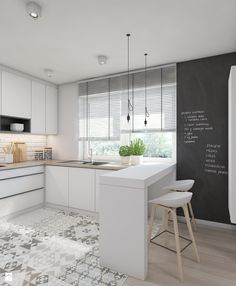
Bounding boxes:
0 188 44 217
0 166 44 180
0 173 44 199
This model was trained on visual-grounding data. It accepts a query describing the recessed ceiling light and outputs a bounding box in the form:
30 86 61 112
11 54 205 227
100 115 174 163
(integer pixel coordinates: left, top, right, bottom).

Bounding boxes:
26 1 42 19
44 69 54 78
98 55 107 65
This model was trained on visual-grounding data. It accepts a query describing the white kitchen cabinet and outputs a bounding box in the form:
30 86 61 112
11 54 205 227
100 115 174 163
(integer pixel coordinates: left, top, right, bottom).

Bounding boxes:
0 189 44 218
229 66 236 223
46 85 58 134
45 166 68 206
0 72 2 114
2 71 31 118
31 81 46 134
69 168 95 211
95 169 113 212
0 173 44 199
0 166 44 218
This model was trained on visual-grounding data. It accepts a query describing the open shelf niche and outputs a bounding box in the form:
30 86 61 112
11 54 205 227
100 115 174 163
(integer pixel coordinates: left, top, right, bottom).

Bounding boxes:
0 115 31 133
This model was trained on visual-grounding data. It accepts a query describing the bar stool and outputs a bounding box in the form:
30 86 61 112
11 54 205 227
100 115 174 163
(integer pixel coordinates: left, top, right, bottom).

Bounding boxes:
164 179 197 230
148 192 200 281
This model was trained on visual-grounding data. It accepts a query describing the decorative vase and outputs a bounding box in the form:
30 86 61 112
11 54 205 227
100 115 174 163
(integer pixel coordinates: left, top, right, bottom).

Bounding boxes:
131 155 143 165
120 156 130 165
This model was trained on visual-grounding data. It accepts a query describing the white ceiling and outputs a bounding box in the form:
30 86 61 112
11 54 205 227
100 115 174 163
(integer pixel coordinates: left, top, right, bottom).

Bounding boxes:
0 0 236 84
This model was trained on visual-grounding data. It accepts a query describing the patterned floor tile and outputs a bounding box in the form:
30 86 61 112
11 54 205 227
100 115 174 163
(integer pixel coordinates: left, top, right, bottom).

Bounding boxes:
0 208 127 286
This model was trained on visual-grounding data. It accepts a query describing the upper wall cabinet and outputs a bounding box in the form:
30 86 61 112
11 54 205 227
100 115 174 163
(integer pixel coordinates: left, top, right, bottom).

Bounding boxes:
31 81 46 134
1 71 31 118
46 86 58 134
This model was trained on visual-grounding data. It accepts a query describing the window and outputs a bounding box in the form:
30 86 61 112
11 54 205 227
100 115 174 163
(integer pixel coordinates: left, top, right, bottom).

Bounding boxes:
78 65 176 161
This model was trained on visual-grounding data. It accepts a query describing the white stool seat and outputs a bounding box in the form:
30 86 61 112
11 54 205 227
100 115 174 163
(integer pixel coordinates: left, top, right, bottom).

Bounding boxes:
163 179 194 192
149 192 192 208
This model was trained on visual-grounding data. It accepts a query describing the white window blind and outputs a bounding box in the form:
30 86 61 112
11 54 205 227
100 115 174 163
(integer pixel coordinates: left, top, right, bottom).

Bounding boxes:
79 65 176 143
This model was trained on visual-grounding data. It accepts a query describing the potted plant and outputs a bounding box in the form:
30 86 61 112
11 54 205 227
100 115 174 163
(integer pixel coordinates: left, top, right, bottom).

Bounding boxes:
130 138 145 165
119 145 131 165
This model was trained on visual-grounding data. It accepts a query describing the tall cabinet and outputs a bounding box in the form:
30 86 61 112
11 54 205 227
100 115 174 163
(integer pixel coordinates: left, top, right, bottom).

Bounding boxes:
46 86 58 134
229 66 236 223
31 81 46 134
0 68 58 135
1 71 31 118
31 82 58 135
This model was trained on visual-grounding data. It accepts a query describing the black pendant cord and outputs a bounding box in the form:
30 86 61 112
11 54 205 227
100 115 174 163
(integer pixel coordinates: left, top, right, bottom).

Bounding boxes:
126 33 133 123
132 73 134 132
108 78 111 140
161 68 163 131
144 53 150 127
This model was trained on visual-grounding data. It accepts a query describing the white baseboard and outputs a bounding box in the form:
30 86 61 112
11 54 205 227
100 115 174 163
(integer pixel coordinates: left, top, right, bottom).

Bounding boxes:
44 203 98 219
2 203 44 221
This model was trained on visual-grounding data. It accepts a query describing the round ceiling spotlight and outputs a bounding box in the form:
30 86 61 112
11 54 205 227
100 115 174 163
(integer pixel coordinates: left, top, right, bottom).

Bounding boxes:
98 55 107 65
26 1 42 19
44 69 54 78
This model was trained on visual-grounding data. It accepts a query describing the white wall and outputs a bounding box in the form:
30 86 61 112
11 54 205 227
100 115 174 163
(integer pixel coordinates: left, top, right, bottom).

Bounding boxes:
47 83 78 160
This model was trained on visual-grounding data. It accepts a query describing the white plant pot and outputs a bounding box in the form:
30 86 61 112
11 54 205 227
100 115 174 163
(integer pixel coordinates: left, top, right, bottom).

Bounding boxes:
120 156 130 165
131 155 143 165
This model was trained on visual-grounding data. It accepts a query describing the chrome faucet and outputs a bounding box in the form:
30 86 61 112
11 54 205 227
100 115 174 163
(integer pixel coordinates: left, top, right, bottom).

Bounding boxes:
88 148 93 163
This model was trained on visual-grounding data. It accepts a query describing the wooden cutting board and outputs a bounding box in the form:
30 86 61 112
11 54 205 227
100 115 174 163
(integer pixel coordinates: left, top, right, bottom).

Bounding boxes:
13 142 27 162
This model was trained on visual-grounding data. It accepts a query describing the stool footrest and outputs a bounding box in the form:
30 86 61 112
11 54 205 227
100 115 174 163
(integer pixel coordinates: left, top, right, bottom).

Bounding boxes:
150 230 192 253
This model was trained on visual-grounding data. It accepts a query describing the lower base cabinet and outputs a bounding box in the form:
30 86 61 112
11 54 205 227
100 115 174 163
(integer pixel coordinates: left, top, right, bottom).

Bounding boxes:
0 189 44 217
69 168 95 211
45 166 69 206
45 166 115 213
0 166 44 218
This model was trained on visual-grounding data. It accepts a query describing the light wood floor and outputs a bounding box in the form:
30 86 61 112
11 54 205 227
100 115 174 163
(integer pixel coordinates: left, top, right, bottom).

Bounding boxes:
124 223 236 286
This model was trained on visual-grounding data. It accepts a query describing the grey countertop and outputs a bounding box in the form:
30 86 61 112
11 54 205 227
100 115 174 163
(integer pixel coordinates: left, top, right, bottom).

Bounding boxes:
0 160 126 171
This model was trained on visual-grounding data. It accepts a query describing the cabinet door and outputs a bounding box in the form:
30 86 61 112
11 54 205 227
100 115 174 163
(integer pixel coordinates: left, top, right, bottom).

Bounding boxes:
45 166 68 206
46 86 58 134
69 168 95 211
95 170 113 212
2 71 31 118
0 72 2 115
31 81 46 134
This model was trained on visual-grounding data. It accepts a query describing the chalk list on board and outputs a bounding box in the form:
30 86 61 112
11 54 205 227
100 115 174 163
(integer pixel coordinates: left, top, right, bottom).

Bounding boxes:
181 110 213 144
205 144 228 175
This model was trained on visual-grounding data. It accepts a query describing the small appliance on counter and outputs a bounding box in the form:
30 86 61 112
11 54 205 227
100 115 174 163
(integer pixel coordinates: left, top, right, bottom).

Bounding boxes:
10 123 24 132
13 142 27 162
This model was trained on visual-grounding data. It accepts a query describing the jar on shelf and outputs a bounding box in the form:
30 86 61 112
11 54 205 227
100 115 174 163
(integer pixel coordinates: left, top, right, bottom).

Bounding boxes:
44 147 52 160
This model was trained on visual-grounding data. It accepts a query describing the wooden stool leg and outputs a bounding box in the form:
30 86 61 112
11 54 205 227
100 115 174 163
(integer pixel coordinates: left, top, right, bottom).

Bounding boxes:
172 209 183 281
162 208 169 246
188 202 197 231
183 205 200 263
148 204 156 245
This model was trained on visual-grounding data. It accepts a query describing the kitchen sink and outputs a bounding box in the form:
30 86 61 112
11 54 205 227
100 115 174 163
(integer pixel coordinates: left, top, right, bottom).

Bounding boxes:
60 160 90 164
90 161 109 166
59 160 109 166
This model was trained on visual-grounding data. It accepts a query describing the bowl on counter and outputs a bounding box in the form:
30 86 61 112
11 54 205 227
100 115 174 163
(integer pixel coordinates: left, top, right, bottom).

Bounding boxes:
10 123 24 132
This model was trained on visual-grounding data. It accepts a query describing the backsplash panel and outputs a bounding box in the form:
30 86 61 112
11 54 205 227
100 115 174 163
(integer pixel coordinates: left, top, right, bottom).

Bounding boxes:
0 133 47 161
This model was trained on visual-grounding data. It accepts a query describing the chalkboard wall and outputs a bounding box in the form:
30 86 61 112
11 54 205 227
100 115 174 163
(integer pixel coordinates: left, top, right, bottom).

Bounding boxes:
177 52 236 224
